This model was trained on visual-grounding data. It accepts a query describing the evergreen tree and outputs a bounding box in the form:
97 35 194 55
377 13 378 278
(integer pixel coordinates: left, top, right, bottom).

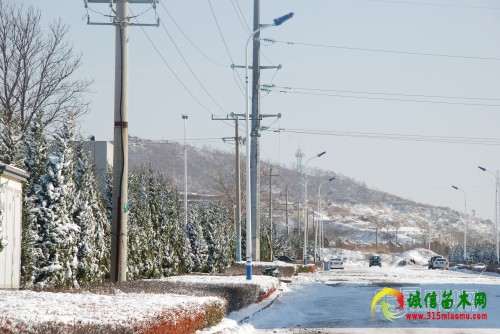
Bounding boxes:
187 203 208 272
21 115 47 286
73 142 110 285
32 116 80 288
201 202 233 272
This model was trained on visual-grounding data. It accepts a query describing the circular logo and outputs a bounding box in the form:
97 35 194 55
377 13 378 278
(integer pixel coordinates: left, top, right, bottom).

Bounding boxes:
370 287 406 321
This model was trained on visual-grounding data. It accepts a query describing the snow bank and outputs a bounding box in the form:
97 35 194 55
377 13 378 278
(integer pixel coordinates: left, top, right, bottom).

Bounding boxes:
129 275 280 313
226 261 296 277
0 290 225 334
163 275 279 295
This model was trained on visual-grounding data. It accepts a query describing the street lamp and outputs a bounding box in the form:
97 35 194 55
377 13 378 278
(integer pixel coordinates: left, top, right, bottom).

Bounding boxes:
244 12 294 280
478 165 500 264
182 115 189 229
316 176 335 262
451 185 468 262
303 151 327 265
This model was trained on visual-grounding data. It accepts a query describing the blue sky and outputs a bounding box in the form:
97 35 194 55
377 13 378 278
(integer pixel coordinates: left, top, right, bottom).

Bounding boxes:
20 0 500 220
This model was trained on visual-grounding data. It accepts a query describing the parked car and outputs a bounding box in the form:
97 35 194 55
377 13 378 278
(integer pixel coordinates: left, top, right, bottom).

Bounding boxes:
329 257 344 269
472 263 487 272
262 266 279 277
369 255 382 267
428 256 448 269
277 255 295 263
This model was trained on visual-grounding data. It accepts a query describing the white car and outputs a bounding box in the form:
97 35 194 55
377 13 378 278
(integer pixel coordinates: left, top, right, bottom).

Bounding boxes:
429 256 448 270
472 263 487 272
329 257 344 269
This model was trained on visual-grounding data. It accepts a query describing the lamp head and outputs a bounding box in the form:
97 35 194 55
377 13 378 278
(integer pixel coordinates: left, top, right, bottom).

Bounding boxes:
317 151 326 158
328 176 336 182
273 12 294 26
451 185 459 190
478 166 487 172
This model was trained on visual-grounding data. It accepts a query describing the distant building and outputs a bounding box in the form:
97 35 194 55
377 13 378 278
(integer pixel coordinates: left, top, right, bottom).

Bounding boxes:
82 140 113 194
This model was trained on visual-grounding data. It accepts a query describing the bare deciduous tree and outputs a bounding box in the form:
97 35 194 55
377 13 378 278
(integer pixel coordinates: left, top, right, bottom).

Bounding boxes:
0 0 89 165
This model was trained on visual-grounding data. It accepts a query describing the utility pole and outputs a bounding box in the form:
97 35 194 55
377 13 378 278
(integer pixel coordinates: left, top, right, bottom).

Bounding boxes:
231 70 282 261
250 0 262 262
217 109 281 262
267 166 279 261
234 117 242 262
84 0 159 283
211 113 244 262
496 171 500 263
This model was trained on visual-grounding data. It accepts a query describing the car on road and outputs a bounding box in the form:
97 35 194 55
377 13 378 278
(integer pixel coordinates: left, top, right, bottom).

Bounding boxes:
472 263 487 272
277 255 295 263
428 256 448 269
329 257 344 269
369 255 382 267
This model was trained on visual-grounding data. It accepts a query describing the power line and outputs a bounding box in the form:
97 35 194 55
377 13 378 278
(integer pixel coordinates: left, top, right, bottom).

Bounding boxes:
159 1 226 67
158 12 226 113
230 0 250 31
360 0 500 11
267 88 500 108
263 38 500 62
268 84 500 102
138 25 215 114
273 128 500 146
206 0 246 96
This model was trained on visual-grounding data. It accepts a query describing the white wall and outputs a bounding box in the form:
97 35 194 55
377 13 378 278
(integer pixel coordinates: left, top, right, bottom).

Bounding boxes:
0 176 23 289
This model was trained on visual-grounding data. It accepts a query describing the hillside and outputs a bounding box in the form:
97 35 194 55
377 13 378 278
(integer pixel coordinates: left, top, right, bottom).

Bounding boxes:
128 136 494 254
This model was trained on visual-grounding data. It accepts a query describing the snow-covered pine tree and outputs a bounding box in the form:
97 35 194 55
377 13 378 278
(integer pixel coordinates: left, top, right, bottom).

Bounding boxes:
172 204 193 275
201 202 232 272
127 169 154 279
21 115 47 286
186 203 208 272
156 172 182 276
32 116 80 288
73 141 110 285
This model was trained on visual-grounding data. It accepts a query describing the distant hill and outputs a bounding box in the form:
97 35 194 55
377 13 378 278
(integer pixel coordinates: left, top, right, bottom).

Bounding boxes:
128 136 494 251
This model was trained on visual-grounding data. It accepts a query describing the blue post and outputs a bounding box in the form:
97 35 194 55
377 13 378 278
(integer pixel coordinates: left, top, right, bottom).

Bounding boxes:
246 258 253 280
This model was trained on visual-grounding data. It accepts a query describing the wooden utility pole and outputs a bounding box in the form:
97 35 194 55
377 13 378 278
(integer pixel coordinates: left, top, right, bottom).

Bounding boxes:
211 113 243 261
111 0 129 283
85 0 159 282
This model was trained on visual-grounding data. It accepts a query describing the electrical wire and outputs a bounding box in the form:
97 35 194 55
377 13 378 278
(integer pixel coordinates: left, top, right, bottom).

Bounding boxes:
266 88 500 108
263 38 500 62
360 0 500 11
139 26 215 114
207 0 246 96
230 0 250 32
272 128 500 146
268 84 500 102
159 1 226 68
158 16 226 113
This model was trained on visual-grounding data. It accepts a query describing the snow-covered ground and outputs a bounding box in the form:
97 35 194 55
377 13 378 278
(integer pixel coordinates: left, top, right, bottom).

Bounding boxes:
211 249 500 333
0 290 224 332
162 275 279 294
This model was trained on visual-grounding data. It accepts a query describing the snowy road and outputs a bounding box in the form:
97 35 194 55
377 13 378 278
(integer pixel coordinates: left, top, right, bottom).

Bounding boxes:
236 265 500 333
